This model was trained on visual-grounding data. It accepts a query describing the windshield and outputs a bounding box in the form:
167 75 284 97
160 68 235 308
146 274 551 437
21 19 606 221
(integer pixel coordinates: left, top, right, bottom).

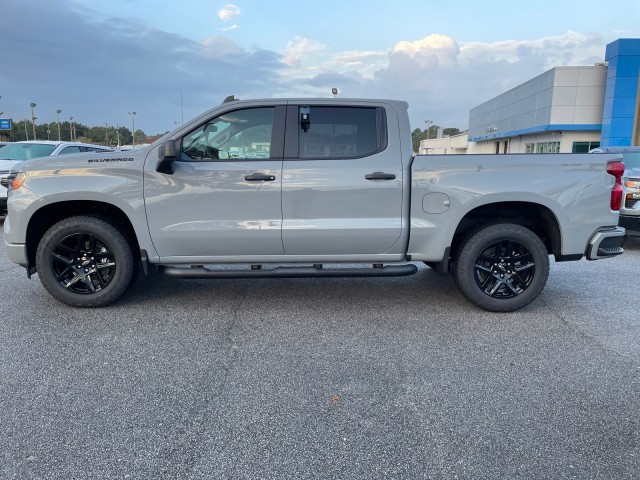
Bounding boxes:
0 143 57 160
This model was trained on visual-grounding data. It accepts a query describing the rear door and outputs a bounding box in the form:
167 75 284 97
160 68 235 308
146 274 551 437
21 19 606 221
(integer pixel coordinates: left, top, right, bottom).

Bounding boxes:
281 103 404 255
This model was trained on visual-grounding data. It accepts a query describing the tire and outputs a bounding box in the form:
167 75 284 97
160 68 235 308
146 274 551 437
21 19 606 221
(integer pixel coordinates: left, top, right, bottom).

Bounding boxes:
36 216 135 307
453 223 549 312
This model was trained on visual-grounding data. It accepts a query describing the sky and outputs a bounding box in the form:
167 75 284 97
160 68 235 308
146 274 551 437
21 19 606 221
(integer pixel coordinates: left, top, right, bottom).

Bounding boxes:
1 0 639 135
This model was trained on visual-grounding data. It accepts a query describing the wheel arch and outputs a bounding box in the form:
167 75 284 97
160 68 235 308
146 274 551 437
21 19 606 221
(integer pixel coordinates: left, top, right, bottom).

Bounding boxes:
450 201 562 261
25 201 141 270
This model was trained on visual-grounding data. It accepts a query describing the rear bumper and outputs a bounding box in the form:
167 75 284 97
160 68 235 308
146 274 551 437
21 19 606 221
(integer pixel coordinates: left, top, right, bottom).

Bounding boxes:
586 226 626 260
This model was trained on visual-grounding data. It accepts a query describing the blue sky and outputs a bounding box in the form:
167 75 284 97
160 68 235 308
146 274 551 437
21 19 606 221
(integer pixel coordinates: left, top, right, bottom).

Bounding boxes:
1 0 639 134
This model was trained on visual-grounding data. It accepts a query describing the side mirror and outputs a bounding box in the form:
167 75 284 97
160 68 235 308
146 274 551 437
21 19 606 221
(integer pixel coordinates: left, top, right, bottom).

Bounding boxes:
157 140 177 174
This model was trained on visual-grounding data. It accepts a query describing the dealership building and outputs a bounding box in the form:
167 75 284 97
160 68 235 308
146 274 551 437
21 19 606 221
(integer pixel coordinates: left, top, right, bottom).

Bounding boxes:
420 38 640 154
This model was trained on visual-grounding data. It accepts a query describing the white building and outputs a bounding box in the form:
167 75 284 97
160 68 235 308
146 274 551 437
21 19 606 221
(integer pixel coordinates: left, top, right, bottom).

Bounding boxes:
421 65 607 155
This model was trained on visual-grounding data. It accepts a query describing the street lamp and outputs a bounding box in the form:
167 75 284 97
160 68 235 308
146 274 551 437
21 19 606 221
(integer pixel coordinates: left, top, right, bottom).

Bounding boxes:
104 123 109 146
47 127 50 140
128 111 136 147
424 119 433 140
56 109 62 141
70 116 74 141
30 102 37 140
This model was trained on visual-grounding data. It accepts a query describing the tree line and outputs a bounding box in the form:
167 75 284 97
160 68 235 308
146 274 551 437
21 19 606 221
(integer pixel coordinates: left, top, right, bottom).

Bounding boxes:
412 125 461 153
1 119 149 146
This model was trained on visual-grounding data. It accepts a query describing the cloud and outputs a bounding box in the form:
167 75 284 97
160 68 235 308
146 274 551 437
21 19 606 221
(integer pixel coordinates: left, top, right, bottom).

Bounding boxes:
0 1 612 135
283 36 327 68
218 4 241 22
0 0 282 133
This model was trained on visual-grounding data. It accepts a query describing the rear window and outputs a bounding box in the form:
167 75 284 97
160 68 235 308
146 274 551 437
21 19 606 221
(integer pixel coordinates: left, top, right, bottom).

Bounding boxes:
0 143 57 160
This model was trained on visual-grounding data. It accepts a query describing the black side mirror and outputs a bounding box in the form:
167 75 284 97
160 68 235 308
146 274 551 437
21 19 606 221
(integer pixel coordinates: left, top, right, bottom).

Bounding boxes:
157 140 177 174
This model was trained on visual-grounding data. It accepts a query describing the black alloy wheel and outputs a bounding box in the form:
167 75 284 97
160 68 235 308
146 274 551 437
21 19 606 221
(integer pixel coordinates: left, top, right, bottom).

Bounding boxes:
454 223 550 312
36 216 135 307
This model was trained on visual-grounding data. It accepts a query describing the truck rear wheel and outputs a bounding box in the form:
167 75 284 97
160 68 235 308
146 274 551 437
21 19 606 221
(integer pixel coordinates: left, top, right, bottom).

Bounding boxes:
454 223 549 312
36 216 135 307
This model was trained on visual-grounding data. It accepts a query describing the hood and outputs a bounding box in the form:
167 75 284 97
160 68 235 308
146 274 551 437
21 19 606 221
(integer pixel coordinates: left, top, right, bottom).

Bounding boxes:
0 159 22 173
15 148 151 173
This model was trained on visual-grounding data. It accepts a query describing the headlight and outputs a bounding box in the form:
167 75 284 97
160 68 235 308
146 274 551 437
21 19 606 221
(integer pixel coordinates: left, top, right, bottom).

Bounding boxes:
7 172 26 192
625 178 640 189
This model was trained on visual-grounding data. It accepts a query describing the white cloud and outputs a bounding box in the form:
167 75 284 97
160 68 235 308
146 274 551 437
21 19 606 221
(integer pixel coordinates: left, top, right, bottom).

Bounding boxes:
218 4 240 22
201 35 244 57
283 36 327 68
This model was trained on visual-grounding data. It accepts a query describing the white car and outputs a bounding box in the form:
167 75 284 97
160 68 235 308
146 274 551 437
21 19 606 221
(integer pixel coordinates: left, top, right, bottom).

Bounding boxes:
0 140 113 214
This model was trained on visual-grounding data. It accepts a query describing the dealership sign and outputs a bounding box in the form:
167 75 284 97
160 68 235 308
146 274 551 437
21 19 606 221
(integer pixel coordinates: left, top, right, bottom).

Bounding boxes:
0 119 11 131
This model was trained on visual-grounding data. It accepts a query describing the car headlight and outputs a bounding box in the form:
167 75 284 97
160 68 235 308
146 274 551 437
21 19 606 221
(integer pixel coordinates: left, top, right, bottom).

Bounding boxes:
6 172 26 192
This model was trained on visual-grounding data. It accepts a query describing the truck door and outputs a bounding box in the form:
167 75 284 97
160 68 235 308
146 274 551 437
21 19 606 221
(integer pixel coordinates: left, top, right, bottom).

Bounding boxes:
144 106 285 258
281 104 404 255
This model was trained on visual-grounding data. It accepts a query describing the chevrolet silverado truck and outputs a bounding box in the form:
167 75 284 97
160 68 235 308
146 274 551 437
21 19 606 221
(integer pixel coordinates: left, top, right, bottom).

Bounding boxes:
1 97 626 311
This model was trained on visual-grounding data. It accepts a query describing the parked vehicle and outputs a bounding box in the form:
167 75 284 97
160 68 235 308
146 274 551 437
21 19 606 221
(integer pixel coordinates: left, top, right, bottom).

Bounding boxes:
590 146 640 234
0 140 113 213
2 98 626 311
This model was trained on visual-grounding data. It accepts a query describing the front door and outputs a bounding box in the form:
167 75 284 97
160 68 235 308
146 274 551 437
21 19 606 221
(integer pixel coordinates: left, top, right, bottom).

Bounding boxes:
144 106 285 258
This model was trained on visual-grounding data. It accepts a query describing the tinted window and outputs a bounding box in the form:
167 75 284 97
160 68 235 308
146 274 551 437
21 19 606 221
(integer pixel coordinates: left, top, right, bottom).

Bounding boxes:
59 146 83 155
299 107 384 159
0 143 57 160
181 107 274 161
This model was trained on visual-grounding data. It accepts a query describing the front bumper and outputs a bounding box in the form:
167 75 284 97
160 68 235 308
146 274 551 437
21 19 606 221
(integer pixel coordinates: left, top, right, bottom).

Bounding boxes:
586 226 625 260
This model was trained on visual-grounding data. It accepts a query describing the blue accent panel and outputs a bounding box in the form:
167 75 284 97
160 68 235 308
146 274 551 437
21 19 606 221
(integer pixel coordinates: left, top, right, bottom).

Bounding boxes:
601 39 640 147
613 77 639 96
612 100 637 117
615 56 640 76
608 137 635 147
468 124 601 142
610 118 636 137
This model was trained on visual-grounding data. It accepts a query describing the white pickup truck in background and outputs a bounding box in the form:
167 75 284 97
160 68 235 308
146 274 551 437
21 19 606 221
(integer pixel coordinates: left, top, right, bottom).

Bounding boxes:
2 97 626 311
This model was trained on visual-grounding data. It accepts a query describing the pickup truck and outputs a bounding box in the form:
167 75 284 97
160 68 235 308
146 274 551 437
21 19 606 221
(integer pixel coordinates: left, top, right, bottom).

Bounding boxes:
1 97 626 312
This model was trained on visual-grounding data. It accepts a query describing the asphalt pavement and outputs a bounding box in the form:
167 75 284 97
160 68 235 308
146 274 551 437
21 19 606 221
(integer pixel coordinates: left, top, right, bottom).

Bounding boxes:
1 218 639 479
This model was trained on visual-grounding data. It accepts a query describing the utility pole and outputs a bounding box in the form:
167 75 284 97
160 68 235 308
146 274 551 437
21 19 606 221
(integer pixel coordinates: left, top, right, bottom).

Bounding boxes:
56 109 62 141
30 102 37 140
128 111 136 147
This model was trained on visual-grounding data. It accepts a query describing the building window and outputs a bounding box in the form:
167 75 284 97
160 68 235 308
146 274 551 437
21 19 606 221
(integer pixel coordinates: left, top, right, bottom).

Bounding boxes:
525 143 535 153
536 142 560 153
572 141 600 153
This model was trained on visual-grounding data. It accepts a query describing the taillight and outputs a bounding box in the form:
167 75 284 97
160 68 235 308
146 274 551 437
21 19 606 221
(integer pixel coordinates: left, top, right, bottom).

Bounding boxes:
607 160 624 211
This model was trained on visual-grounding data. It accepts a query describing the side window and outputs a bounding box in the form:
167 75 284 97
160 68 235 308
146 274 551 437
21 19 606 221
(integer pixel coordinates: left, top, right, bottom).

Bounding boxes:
181 107 274 161
299 107 385 159
59 146 82 155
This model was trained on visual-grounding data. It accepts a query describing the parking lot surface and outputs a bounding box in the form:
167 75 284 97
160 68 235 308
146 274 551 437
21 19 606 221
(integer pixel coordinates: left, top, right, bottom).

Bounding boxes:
1 219 639 479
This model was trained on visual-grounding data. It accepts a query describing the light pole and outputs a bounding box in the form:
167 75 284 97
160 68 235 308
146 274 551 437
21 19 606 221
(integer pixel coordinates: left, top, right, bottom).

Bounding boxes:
56 109 62 141
30 102 37 140
424 120 433 140
70 116 74 141
128 111 136 147
104 123 109 146
47 127 51 140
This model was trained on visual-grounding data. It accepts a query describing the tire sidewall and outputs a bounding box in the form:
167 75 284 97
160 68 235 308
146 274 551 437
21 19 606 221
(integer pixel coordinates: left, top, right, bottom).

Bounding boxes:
36 216 134 307
455 223 550 312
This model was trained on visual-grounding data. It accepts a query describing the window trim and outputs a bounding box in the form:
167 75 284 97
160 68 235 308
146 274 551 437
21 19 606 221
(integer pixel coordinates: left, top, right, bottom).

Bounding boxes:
177 106 285 163
288 105 388 161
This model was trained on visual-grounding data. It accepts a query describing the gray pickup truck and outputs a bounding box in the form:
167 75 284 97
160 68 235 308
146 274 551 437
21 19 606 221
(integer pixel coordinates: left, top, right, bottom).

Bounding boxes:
2 97 626 311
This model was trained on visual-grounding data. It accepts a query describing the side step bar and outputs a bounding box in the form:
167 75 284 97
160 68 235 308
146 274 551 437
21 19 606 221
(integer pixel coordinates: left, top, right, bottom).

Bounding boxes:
161 264 418 279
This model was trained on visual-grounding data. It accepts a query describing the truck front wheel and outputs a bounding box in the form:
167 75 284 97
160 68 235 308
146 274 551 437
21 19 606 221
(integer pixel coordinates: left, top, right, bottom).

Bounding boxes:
36 216 135 307
454 223 549 312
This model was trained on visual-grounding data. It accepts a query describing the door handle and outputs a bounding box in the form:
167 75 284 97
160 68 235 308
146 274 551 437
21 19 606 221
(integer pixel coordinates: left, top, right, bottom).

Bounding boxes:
244 173 276 182
365 172 396 180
